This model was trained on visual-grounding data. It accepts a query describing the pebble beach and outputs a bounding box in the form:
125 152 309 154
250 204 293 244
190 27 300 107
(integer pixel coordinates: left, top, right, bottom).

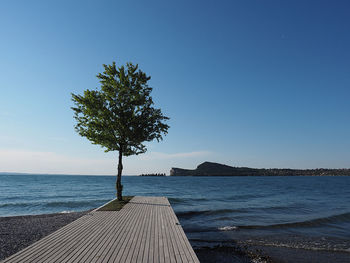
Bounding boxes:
0 211 89 261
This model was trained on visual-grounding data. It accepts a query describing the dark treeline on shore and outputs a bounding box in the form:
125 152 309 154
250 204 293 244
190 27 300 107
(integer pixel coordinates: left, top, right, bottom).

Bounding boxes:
139 173 166 176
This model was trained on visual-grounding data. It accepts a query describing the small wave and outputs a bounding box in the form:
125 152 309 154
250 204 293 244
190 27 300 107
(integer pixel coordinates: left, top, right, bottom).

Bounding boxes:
211 216 237 221
224 193 266 201
183 226 217 233
219 226 238 231
177 208 244 219
244 238 350 253
235 212 350 230
44 199 109 208
0 199 109 210
186 197 210 201
60 210 73 214
213 212 350 232
169 197 209 204
0 202 35 208
168 197 184 204
260 204 304 212
1 196 25 201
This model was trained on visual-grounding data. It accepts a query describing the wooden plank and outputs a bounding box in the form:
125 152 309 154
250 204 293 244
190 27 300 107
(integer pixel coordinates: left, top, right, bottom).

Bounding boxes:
63 211 122 263
161 203 177 263
89 201 136 263
156 202 164 263
168 204 196 263
154 202 160 263
119 199 148 263
39 200 135 262
153 197 178 263
164 204 184 263
47 212 114 262
132 198 150 263
33 212 114 263
159 199 172 263
1 196 199 263
106 197 148 262
69 203 135 262
88 203 136 263
100 197 143 262
68 201 137 263
129 197 150 263
148 200 156 263
166 199 199 263
141 199 153 263
127 196 153 262
164 203 191 262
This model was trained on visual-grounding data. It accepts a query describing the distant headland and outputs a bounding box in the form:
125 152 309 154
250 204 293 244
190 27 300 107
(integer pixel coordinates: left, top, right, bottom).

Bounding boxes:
170 162 350 176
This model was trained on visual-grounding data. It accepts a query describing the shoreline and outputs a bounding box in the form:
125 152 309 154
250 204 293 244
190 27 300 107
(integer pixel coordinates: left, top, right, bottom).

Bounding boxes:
1 212 349 263
0 211 272 263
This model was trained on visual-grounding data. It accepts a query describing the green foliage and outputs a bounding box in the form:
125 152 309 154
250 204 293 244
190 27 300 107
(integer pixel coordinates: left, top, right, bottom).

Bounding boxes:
71 61 170 156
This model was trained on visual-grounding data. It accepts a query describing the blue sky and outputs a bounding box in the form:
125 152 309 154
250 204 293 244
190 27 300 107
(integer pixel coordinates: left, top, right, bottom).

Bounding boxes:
0 0 349 174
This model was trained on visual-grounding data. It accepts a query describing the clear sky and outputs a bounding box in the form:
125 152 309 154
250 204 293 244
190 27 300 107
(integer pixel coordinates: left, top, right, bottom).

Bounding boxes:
1 0 349 175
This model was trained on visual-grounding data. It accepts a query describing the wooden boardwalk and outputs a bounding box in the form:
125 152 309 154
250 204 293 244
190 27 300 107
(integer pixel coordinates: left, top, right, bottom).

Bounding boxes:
2 196 199 263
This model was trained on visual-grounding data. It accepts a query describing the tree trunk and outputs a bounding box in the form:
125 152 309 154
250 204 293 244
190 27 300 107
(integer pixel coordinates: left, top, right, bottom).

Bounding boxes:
116 150 123 201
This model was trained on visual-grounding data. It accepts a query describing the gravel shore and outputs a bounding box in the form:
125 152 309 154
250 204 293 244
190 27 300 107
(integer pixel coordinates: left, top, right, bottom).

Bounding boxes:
0 211 89 261
194 246 274 263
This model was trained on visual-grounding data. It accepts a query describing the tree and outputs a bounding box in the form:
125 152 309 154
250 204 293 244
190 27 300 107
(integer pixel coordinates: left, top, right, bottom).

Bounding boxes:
71 61 169 200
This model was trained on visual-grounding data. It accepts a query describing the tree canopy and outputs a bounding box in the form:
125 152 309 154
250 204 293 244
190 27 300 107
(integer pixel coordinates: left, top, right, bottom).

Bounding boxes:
71 61 169 199
72 61 169 155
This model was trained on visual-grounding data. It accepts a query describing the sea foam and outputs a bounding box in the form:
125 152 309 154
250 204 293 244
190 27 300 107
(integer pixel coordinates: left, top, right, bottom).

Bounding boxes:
218 226 238 231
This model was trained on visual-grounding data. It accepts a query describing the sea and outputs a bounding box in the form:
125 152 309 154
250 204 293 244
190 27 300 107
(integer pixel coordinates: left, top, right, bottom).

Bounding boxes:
1 174 350 262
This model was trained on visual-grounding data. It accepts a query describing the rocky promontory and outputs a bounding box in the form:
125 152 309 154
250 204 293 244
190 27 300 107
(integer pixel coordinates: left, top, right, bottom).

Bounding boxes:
170 162 350 176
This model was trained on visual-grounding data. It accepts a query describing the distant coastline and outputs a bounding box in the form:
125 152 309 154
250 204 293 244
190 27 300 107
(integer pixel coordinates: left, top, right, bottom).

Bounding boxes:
170 162 350 176
139 173 166 176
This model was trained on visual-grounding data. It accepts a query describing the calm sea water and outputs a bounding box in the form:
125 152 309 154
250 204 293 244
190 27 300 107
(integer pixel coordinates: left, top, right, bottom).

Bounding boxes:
1 174 349 255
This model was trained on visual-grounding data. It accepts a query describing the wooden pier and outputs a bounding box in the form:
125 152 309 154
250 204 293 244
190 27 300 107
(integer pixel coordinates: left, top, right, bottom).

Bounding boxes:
2 196 199 263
